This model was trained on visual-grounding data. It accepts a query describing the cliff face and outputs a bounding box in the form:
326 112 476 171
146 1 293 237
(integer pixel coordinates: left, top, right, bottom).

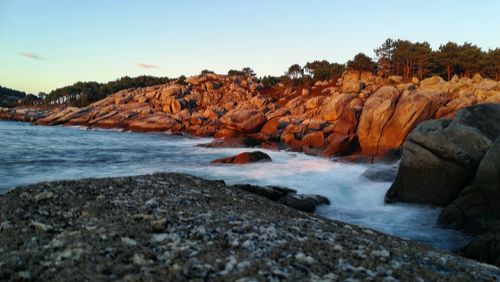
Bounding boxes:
1 72 499 158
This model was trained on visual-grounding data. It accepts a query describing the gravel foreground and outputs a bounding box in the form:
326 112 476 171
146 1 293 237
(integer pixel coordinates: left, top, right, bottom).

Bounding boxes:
0 173 499 281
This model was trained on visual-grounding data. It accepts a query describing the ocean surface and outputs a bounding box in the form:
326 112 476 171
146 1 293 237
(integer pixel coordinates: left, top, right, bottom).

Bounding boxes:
0 120 470 250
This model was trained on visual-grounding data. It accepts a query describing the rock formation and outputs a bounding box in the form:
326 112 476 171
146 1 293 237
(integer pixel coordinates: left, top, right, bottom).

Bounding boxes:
385 103 500 266
1 71 499 159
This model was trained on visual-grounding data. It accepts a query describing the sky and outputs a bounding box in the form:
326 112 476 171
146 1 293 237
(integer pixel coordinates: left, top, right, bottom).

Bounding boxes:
1 0 499 94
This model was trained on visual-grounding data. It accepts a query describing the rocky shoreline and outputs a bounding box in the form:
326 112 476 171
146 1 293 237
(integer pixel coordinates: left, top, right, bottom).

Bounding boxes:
1 71 499 160
1 173 500 281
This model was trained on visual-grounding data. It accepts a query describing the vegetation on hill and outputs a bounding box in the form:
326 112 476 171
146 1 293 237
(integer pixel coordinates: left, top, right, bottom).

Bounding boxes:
0 86 41 107
41 75 172 107
275 39 499 85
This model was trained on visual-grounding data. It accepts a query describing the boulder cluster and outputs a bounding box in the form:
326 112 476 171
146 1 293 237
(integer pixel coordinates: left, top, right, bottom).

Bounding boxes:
386 103 500 266
1 71 499 158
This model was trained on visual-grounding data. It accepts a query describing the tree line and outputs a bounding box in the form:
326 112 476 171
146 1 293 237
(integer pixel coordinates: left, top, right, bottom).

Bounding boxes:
40 75 172 107
0 86 41 107
277 39 499 85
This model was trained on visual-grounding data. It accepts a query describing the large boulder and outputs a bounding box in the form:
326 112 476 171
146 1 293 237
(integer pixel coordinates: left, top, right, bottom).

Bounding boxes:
385 103 500 207
227 110 267 133
376 87 453 152
357 86 400 154
438 137 500 267
438 136 500 227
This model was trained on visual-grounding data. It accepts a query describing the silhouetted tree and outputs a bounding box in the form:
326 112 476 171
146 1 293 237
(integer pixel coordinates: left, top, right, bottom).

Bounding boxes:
346 53 376 72
286 64 304 79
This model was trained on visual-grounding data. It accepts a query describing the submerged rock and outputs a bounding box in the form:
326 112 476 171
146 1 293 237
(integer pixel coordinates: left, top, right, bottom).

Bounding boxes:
361 164 398 182
211 151 272 164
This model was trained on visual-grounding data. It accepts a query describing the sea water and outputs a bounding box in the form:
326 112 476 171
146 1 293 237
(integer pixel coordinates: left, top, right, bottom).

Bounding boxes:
0 120 470 250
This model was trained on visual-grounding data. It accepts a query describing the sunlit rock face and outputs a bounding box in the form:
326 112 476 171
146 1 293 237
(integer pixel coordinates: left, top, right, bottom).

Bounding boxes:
2 71 498 159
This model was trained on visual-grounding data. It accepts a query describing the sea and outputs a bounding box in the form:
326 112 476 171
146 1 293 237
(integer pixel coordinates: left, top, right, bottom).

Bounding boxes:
0 120 470 251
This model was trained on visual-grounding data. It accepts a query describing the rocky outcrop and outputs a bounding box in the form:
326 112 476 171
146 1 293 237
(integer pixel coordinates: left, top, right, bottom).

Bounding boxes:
232 184 329 212
385 103 500 266
2 72 498 159
1 173 499 280
211 151 272 164
385 103 499 206
357 86 400 154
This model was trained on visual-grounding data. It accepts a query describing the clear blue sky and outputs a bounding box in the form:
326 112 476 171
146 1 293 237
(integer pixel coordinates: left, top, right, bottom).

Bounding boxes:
1 0 499 93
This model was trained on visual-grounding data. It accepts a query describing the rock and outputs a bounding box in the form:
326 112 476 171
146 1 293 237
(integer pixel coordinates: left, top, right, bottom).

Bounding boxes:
322 93 357 122
361 165 398 182
203 109 219 120
280 194 330 212
211 151 272 164
227 110 267 133
323 134 359 157
357 86 401 154
385 119 490 206
473 137 500 209
200 136 261 148
305 96 326 110
151 218 168 233
260 118 280 135
342 81 362 93
171 99 182 114
385 103 500 207
452 103 500 141
342 70 360 82
214 128 240 139
234 184 296 201
388 76 403 84
438 136 500 228
161 85 183 99
420 76 445 87
460 234 500 267
127 114 179 132
376 87 451 152
301 131 324 148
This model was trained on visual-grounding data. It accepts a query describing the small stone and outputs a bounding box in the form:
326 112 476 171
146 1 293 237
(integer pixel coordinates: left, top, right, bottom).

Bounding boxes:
30 221 53 232
294 252 315 264
144 198 158 210
33 191 54 202
151 218 167 232
17 271 32 280
121 237 138 246
132 253 150 266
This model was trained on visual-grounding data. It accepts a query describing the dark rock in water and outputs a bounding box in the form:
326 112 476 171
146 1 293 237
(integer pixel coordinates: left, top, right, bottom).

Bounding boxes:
361 165 398 182
233 184 296 201
438 137 500 266
384 103 500 266
198 136 261 148
386 103 499 207
211 151 271 164
233 184 329 212
280 194 331 212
